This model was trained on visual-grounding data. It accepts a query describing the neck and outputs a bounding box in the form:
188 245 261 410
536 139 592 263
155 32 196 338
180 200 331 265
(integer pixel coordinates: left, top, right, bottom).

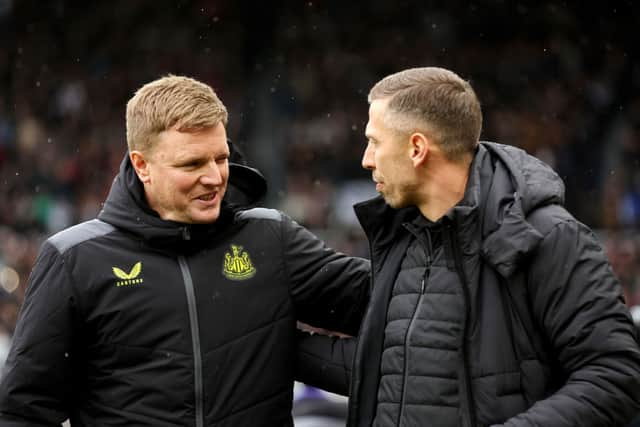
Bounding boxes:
416 157 471 221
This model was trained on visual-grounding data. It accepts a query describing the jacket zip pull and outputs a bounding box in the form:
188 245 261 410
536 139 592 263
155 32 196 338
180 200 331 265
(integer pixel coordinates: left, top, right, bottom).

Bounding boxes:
421 253 431 294
182 226 191 240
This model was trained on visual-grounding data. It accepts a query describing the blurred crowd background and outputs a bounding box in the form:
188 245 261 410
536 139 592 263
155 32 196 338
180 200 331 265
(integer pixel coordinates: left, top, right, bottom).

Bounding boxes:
0 0 639 382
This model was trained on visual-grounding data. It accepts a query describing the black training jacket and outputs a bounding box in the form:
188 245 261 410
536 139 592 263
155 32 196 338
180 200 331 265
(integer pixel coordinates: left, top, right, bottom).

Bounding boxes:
0 155 370 427
347 142 640 427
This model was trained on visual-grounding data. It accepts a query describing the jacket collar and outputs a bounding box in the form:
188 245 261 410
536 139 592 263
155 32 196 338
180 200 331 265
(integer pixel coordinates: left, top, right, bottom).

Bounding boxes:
354 142 565 277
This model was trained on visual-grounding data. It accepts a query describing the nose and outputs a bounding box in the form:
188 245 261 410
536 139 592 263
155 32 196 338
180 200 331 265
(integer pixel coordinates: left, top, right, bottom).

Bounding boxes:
361 143 375 170
200 160 224 185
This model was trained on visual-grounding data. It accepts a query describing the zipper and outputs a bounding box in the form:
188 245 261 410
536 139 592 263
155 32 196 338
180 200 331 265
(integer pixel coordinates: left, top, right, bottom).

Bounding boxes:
182 226 191 241
445 222 477 427
178 256 204 427
397 225 432 427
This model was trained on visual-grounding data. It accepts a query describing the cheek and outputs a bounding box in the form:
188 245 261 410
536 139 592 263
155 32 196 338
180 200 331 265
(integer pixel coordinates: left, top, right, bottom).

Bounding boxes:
384 154 410 182
377 150 396 173
171 172 199 193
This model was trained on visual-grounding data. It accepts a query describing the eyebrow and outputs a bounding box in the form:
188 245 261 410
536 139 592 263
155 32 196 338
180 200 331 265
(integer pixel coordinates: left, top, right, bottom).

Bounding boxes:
174 156 203 166
173 153 207 164
175 149 229 162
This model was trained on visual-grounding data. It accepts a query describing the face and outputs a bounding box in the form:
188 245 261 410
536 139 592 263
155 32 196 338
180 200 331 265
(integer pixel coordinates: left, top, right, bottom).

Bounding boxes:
132 123 230 224
363 99 418 208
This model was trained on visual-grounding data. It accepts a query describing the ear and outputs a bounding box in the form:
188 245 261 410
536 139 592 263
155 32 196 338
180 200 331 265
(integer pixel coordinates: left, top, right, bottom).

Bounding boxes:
408 132 429 167
129 150 151 184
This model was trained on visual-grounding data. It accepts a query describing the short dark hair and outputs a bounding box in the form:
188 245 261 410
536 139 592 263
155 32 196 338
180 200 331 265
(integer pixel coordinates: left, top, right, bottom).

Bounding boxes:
369 67 482 162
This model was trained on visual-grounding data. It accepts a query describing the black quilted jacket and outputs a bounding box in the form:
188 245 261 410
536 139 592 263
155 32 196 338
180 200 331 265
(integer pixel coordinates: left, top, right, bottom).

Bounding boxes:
347 142 640 427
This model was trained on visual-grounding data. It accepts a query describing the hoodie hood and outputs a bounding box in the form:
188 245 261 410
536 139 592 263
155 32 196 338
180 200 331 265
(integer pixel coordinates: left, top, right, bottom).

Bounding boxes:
473 142 565 277
97 154 267 246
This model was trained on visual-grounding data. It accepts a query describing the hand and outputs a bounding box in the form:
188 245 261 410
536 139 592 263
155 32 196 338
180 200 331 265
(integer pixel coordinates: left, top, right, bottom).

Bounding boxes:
296 321 352 338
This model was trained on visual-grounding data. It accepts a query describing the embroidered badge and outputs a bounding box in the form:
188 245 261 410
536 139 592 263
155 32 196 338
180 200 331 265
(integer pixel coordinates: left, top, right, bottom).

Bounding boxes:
223 245 256 280
113 262 144 287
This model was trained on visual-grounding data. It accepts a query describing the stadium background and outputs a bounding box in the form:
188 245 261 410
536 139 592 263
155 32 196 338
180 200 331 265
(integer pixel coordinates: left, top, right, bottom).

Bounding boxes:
0 1 639 425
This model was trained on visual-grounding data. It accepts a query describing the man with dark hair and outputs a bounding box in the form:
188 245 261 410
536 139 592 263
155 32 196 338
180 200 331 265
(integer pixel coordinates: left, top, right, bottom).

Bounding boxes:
342 67 640 426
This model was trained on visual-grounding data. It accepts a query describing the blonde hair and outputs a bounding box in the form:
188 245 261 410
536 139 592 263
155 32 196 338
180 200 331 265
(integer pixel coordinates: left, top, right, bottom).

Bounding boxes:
126 75 228 153
369 67 482 162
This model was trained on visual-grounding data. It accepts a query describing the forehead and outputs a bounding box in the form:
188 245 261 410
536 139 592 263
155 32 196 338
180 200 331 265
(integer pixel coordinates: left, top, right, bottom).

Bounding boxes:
366 99 391 137
154 124 228 159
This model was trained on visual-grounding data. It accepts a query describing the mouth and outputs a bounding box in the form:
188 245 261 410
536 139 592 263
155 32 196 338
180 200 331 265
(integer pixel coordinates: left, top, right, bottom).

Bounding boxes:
195 191 218 204
373 177 383 192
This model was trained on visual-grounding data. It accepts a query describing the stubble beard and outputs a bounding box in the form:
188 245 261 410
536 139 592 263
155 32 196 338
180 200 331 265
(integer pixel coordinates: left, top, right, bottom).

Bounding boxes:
381 187 403 209
382 183 417 210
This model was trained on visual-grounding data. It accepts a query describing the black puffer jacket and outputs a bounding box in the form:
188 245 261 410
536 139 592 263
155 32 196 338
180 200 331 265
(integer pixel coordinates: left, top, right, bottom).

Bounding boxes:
348 142 640 427
0 155 370 427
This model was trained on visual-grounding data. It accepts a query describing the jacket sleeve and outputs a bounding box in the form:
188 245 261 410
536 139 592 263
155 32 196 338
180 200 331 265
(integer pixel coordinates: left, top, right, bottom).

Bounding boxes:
0 242 78 426
281 213 370 336
498 220 640 427
295 330 357 396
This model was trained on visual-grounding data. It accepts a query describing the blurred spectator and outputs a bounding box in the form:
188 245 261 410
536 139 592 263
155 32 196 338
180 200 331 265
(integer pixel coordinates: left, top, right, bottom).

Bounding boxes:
0 296 19 371
606 234 640 306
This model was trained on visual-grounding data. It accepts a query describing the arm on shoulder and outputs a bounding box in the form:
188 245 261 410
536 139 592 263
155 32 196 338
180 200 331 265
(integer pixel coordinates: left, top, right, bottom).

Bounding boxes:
282 213 371 335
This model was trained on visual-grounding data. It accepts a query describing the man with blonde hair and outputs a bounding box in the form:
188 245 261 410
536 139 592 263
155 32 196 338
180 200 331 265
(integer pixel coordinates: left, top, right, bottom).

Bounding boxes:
340 67 640 426
0 75 370 426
